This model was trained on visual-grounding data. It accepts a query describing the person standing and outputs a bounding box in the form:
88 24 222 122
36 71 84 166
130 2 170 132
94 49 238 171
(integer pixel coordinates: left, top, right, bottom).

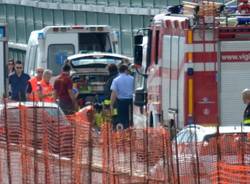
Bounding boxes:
104 64 119 100
9 60 30 101
54 64 78 115
27 67 44 101
37 69 54 102
242 88 250 126
7 59 15 76
103 64 119 127
7 59 15 97
110 64 134 130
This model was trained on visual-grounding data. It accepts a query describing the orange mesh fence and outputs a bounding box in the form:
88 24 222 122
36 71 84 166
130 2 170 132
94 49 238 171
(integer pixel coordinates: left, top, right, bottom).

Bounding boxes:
101 124 172 184
170 133 250 184
2 101 250 183
212 162 250 184
0 101 94 184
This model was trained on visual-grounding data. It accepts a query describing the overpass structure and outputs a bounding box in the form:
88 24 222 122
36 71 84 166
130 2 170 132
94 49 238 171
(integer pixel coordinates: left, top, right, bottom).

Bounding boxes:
0 0 226 61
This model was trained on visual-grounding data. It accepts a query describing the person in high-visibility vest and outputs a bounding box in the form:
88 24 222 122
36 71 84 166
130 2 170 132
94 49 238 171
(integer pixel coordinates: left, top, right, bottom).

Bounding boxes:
242 88 250 126
27 67 44 101
37 69 55 102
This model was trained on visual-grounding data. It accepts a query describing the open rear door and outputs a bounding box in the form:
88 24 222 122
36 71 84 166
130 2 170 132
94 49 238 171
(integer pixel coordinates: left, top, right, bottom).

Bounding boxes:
219 41 250 126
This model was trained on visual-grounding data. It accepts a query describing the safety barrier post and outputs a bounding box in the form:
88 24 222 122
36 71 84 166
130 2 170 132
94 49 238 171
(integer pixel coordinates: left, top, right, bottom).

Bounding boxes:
3 97 12 184
42 108 50 184
87 107 94 184
56 105 62 184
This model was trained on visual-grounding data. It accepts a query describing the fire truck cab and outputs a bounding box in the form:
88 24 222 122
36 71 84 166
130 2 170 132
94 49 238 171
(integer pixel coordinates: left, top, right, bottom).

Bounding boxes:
133 1 250 128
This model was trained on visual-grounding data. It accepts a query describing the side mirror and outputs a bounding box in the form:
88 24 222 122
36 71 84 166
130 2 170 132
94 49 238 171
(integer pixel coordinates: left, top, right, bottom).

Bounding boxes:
112 31 119 43
134 45 143 66
133 34 143 67
134 35 143 45
134 88 147 107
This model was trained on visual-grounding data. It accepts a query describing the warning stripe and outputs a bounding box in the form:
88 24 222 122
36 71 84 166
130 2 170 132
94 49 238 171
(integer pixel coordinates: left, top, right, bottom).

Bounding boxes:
184 62 216 72
185 51 217 72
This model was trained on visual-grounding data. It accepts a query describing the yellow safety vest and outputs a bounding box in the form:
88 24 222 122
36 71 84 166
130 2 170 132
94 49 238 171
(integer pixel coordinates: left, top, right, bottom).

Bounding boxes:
243 118 250 125
94 112 103 127
103 99 117 116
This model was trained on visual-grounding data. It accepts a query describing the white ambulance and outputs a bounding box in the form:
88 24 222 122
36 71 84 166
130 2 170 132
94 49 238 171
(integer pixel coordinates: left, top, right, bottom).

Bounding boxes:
24 25 118 76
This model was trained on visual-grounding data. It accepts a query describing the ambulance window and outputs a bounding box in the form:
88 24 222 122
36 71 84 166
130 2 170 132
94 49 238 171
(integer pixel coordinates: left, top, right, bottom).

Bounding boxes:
155 30 160 65
47 44 75 75
79 33 112 53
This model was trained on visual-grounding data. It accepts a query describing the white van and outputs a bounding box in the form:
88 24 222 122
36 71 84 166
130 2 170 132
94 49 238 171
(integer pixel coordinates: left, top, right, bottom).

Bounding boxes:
24 25 118 76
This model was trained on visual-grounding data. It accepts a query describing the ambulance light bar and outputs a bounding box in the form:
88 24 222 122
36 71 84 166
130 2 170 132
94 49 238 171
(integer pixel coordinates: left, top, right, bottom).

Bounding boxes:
51 26 106 32
71 25 85 30
71 25 105 32
52 27 70 32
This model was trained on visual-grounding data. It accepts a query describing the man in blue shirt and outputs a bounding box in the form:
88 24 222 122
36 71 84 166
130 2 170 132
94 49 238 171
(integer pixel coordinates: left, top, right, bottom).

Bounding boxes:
9 61 30 101
110 64 134 129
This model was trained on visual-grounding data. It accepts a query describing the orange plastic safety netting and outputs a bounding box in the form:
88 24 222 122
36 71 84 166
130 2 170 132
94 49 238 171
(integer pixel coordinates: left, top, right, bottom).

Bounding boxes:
170 132 250 184
101 124 172 184
212 162 250 184
0 101 175 184
0 101 96 184
2 101 250 183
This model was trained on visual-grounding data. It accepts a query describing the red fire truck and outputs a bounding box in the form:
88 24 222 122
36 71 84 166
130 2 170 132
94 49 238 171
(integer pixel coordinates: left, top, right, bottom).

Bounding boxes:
133 1 250 128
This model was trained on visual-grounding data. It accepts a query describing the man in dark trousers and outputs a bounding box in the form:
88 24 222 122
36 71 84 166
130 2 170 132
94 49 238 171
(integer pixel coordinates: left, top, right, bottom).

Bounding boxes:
104 64 118 100
110 64 134 130
9 60 30 101
103 64 119 128
54 64 78 115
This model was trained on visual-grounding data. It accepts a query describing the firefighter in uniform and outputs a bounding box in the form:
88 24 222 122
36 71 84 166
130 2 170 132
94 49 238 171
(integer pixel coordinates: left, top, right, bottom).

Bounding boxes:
242 88 250 126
